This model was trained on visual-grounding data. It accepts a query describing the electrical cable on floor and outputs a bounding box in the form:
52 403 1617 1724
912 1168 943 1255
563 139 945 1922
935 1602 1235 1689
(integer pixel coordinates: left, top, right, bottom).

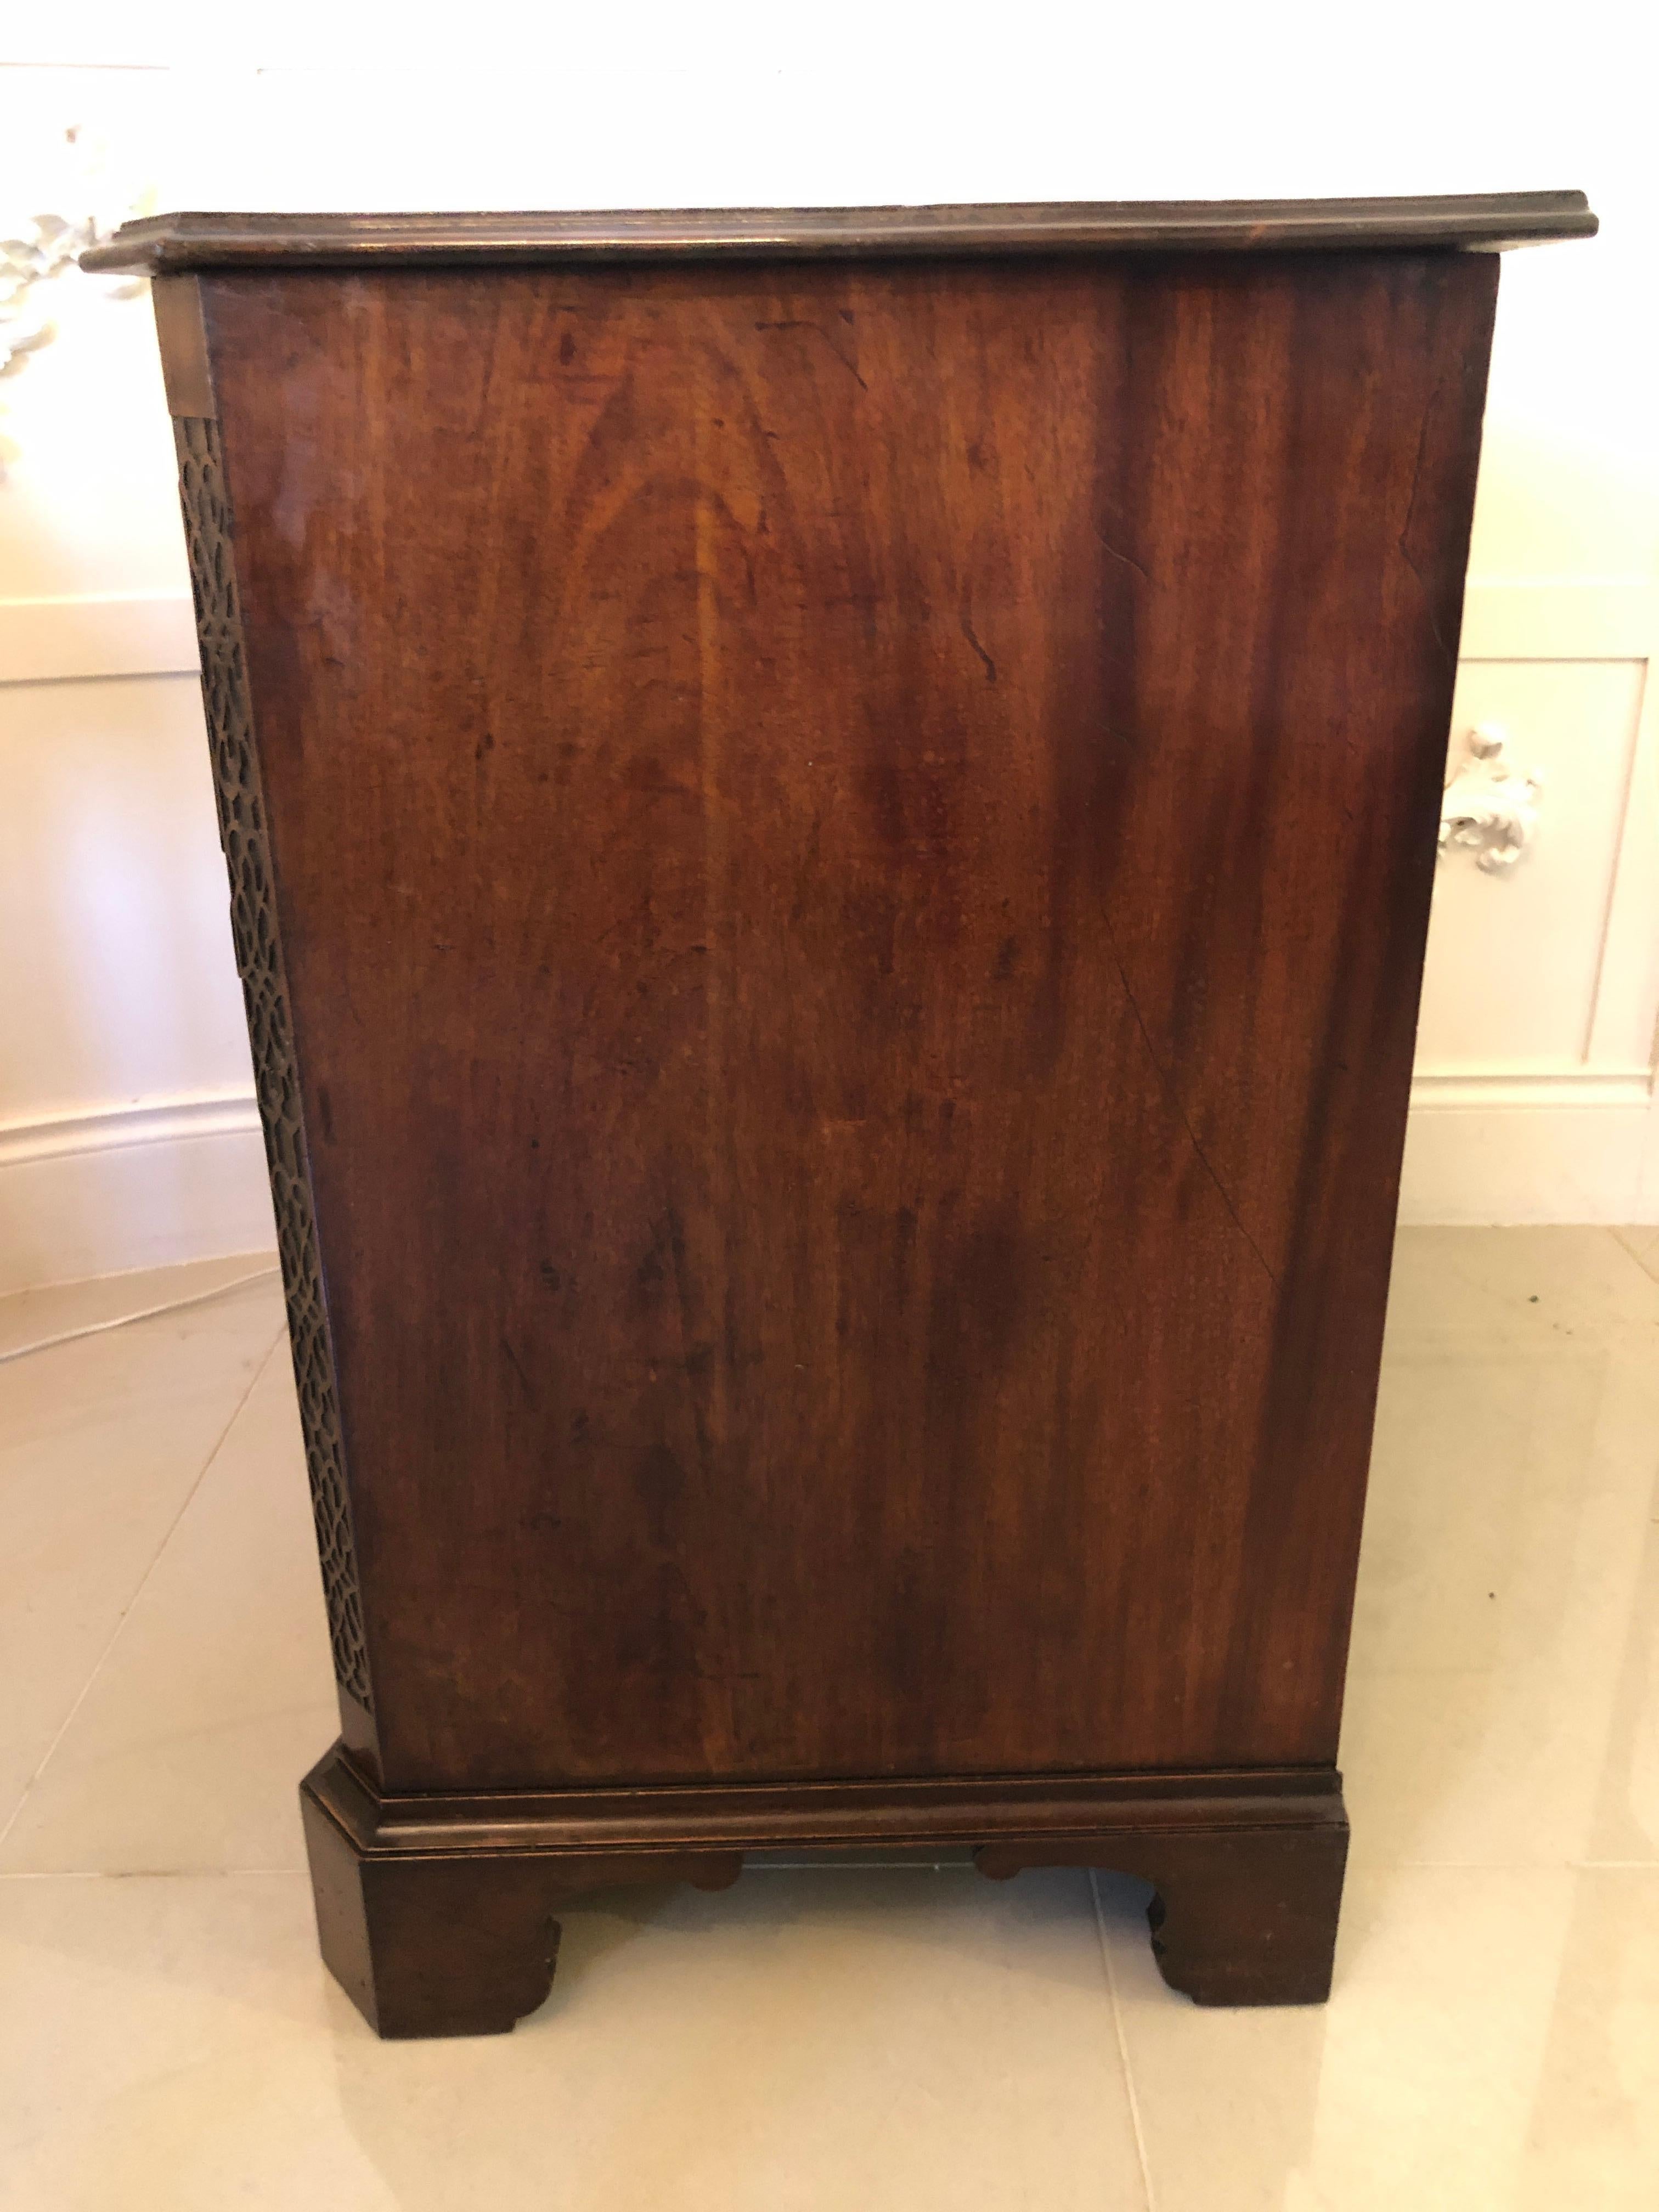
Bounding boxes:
0 1266 281 1368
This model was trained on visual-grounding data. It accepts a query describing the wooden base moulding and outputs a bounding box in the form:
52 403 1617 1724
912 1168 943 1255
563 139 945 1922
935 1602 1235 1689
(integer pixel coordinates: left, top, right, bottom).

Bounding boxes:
300 1746 1348 2037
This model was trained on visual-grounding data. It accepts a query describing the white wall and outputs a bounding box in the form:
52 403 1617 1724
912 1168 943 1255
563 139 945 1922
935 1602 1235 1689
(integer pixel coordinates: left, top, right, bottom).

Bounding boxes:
2 5 1656 1290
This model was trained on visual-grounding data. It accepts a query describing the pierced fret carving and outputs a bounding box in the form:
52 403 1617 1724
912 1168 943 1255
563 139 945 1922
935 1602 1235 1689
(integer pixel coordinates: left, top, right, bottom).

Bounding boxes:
173 414 373 1712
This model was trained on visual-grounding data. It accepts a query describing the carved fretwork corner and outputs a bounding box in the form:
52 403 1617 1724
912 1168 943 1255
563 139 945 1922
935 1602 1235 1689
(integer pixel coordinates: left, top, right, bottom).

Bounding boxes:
173 413 373 1714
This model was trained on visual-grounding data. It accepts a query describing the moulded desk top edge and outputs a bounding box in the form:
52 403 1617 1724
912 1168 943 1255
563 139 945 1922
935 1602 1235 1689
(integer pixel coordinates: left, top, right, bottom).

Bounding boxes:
80 190 1598 273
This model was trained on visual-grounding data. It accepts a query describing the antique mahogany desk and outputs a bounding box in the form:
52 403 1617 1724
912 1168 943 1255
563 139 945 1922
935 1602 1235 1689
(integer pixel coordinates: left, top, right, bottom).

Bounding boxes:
91 193 1594 2037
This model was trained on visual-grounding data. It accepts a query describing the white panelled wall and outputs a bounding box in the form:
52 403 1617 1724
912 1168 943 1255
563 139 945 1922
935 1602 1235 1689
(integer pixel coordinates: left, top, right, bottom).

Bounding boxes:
2 14 1657 1290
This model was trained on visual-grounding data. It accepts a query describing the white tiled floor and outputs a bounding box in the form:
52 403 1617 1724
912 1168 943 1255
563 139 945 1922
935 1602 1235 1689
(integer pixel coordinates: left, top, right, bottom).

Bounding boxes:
2 1229 1657 2207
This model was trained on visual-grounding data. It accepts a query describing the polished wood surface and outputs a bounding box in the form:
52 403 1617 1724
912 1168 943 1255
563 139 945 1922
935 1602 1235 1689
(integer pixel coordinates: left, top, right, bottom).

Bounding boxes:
305 1740 1345 1855
301 1744 1346 2029
83 189 1595 272
302 1770 744 2039
198 250 1496 1796
133 195 1591 2029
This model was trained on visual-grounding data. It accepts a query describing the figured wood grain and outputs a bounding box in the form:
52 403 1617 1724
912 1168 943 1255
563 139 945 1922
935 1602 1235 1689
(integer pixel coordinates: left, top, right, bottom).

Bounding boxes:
196 249 1497 1794
83 190 1595 273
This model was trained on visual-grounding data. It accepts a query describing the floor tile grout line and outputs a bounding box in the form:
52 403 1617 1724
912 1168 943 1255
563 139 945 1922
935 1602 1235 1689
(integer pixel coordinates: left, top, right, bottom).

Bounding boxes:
0 1265 281 1368
0 1866 306 1881
1606 1223 1659 1291
744 1861 973 1871
1347 1858 1659 1871
0 1321 288 1857
1091 1869 1158 2212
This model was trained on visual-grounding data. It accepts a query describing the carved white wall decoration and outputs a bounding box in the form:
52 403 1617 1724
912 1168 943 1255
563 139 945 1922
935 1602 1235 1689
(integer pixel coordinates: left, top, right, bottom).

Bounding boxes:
1 127 151 474
1438 722 1542 872
1 214 144 374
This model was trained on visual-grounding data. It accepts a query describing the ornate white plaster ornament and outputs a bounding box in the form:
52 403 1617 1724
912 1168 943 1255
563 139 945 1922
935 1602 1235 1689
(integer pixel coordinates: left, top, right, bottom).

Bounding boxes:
1 215 145 377
1 127 151 473
1439 723 1541 872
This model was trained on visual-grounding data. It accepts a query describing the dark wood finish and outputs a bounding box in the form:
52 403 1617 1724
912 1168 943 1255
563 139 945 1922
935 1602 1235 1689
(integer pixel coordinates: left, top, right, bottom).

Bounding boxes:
305 1737 1344 1854
978 1825 1348 2007
204 250 1497 1792
301 1781 742 2038
82 190 1595 274
129 198 1587 2034
302 1744 1343 2029
168 412 373 1722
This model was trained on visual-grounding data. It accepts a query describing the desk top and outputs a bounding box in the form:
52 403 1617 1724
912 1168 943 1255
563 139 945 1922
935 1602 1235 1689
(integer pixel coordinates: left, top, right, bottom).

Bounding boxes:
82 192 1595 273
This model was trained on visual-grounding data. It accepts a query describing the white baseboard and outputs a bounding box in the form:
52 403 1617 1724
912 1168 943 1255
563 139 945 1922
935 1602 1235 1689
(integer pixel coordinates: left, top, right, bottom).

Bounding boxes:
0 1092 262 1169
0 1093 273 1297
1400 1070 1659 1226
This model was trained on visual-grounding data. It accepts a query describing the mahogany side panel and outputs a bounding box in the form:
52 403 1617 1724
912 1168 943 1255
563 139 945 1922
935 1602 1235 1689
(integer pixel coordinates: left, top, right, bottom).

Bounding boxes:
196 251 1497 1792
